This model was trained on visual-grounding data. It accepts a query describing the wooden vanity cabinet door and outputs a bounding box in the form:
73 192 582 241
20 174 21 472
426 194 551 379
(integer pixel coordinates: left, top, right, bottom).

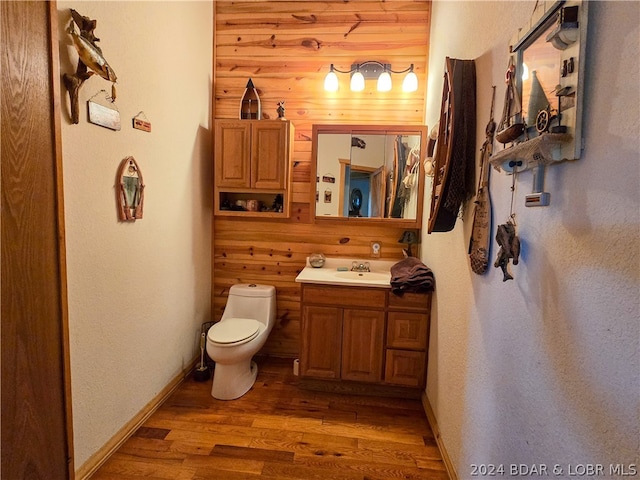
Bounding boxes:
215 121 251 188
384 350 426 387
300 305 342 379
387 311 429 350
251 121 288 189
341 308 385 383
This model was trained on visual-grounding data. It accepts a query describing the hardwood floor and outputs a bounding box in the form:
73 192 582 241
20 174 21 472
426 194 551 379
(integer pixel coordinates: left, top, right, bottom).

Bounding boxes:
91 357 448 480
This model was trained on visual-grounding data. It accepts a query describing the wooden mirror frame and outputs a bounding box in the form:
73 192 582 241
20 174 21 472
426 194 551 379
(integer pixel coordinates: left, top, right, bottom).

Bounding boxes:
311 124 427 228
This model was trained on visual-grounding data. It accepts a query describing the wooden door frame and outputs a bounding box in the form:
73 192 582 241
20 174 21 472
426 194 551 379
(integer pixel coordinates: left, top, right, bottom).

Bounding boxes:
1 1 74 477
49 2 75 474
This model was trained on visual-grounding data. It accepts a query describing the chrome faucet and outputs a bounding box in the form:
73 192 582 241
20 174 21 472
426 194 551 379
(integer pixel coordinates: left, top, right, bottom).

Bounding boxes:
351 261 370 272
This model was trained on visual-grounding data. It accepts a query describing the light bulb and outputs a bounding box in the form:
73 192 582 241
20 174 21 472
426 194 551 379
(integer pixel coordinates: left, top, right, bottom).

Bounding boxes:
350 71 365 92
377 71 392 92
324 66 339 92
402 71 418 92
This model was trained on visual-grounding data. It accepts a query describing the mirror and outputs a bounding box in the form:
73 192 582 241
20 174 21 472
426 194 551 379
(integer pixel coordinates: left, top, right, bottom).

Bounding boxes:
312 125 427 226
514 0 587 159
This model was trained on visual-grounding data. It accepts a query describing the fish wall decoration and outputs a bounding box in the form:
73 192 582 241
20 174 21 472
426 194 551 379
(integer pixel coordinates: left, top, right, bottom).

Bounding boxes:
63 9 117 124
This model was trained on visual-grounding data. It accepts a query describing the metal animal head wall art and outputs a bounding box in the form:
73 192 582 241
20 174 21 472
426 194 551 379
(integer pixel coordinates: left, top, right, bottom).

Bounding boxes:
63 9 117 124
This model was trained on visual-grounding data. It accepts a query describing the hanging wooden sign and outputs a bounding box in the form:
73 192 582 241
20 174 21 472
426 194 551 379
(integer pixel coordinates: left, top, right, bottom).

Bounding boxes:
132 111 151 132
88 95 121 131
133 118 151 132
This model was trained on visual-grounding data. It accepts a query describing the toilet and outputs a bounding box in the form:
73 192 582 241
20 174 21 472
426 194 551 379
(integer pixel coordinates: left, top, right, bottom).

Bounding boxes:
206 283 276 400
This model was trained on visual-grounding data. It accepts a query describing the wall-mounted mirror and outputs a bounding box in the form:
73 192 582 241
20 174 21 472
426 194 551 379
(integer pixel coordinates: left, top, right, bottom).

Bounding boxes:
491 0 588 173
311 125 427 227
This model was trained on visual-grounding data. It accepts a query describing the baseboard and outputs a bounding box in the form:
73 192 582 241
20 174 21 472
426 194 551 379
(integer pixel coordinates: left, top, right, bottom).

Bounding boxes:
74 356 199 480
422 392 458 480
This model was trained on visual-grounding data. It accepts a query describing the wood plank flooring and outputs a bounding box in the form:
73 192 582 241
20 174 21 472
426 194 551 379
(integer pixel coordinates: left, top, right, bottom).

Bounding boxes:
90 357 448 480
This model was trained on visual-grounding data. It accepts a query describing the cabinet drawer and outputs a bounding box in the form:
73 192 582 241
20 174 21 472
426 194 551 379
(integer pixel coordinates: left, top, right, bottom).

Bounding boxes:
384 349 426 387
387 311 429 350
302 284 386 308
388 291 431 311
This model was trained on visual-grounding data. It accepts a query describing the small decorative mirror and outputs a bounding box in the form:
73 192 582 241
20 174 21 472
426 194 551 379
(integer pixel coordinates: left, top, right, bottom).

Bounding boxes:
116 156 144 221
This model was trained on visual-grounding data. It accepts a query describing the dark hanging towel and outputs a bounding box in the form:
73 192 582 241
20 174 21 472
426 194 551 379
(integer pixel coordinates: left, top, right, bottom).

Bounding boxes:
428 57 477 233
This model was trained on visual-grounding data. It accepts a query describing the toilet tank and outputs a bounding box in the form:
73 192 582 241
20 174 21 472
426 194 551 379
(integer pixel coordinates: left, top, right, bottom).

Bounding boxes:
222 284 276 326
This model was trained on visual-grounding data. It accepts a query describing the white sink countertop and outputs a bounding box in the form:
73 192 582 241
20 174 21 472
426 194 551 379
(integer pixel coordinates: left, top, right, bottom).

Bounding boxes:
295 257 397 288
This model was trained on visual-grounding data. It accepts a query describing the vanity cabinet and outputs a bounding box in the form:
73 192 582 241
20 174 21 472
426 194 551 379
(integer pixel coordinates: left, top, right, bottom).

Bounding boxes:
214 119 294 217
300 284 430 390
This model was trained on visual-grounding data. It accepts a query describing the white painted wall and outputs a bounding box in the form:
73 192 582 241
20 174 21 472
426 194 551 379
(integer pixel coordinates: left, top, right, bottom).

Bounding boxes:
423 1 639 476
57 1 213 470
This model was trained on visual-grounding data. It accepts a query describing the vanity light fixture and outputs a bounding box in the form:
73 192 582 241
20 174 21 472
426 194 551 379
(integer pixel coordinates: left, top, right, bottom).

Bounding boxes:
324 61 418 93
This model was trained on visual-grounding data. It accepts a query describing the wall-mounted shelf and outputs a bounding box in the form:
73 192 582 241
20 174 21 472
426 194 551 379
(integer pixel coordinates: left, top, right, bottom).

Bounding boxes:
490 133 572 173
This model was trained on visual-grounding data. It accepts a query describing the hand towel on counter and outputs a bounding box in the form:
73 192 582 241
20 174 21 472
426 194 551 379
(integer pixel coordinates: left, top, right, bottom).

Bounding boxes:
390 256 435 295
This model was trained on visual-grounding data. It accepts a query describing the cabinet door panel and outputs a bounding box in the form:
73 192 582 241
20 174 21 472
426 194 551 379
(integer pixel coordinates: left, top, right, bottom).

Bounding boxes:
215 121 251 188
384 350 426 387
341 309 384 383
387 311 429 350
301 306 342 379
252 122 287 189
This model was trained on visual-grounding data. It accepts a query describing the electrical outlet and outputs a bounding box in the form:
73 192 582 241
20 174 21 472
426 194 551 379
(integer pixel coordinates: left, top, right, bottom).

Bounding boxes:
370 241 381 258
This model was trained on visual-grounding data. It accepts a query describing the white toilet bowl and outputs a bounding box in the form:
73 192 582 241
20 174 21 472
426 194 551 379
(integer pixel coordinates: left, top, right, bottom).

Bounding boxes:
206 283 276 400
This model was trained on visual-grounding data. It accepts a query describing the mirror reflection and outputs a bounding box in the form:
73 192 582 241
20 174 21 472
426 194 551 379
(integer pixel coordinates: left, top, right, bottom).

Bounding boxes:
521 20 563 136
314 126 425 221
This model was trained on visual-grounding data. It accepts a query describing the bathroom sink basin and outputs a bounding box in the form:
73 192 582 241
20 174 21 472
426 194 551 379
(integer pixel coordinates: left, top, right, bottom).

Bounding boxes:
295 257 395 288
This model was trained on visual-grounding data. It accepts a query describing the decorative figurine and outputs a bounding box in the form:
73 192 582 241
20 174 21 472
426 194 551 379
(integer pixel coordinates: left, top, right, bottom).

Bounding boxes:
277 101 286 120
239 79 261 119
63 9 117 124
493 219 520 281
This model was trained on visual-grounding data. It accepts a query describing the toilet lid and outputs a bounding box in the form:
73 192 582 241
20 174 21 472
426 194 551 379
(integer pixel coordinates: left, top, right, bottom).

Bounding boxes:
208 318 260 345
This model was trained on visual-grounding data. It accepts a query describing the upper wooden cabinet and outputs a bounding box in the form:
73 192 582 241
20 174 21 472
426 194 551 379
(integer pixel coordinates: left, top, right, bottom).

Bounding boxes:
214 119 294 217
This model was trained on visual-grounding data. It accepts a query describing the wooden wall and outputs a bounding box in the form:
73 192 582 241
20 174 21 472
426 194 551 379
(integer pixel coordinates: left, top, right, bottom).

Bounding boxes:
213 1 431 357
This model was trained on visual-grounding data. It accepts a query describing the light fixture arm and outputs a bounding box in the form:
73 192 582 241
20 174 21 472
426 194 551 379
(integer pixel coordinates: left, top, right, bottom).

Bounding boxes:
330 61 414 76
388 64 415 75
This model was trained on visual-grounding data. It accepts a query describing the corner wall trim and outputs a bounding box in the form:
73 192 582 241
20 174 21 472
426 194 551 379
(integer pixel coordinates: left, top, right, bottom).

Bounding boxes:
74 357 199 480
422 392 458 480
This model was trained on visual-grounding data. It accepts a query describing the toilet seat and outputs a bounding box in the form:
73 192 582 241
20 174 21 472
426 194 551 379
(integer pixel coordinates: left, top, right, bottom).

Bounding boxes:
208 318 260 346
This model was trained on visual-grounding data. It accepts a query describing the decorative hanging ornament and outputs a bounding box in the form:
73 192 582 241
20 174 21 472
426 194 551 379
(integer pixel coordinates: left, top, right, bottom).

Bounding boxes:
116 157 145 221
63 9 117 124
87 90 120 131
239 79 261 120
493 171 521 281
